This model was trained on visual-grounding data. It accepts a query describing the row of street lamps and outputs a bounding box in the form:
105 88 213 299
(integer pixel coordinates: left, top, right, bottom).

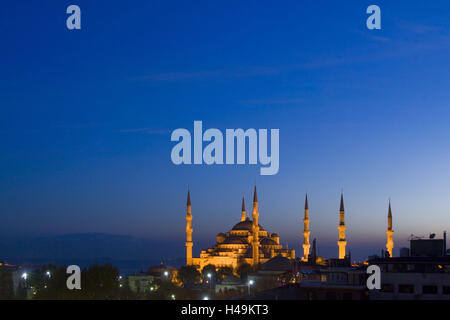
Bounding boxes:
163 269 255 300
21 270 51 281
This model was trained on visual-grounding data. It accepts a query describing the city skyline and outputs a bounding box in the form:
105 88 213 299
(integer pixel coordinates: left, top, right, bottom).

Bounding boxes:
1 187 445 263
1 1 450 263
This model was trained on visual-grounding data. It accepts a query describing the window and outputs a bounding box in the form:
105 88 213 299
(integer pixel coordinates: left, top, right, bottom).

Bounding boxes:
381 284 394 293
443 286 450 295
422 285 438 294
398 284 414 294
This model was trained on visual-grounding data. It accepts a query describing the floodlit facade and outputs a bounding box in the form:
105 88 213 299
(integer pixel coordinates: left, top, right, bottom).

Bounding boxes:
186 187 295 271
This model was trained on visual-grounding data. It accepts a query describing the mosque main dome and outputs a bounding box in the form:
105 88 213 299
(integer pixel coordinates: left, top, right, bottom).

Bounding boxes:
231 219 265 231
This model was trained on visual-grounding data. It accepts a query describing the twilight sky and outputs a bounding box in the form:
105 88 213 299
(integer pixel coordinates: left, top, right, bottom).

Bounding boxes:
1 1 450 261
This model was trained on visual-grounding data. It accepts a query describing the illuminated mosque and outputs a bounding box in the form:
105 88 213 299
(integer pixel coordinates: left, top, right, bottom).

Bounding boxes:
185 187 394 271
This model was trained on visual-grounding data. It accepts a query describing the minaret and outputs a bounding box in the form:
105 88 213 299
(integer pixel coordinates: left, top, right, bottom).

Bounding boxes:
241 197 246 222
337 193 347 259
185 190 193 265
302 194 311 261
252 186 260 267
386 200 394 258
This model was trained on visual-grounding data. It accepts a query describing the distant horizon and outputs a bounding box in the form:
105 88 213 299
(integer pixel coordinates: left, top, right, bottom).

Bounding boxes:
1 226 445 265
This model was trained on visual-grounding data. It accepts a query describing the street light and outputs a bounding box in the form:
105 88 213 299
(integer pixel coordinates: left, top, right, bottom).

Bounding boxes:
164 271 169 277
21 272 28 290
46 271 51 278
248 279 254 296
171 294 176 300
207 273 213 289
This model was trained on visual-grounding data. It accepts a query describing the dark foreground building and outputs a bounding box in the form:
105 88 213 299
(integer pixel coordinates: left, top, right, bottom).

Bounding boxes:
369 234 450 300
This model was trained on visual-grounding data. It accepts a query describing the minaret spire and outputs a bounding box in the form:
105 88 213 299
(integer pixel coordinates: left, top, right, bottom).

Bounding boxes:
337 193 347 259
302 194 311 261
187 189 191 206
185 189 193 265
386 200 394 258
241 197 246 222
252 186 260 267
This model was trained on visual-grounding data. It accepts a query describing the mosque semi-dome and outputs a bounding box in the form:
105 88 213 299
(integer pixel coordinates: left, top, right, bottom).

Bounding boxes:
216 232 226 243
260 237 279 246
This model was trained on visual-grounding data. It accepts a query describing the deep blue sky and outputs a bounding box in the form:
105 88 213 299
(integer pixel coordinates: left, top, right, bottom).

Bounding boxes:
1 1 450 260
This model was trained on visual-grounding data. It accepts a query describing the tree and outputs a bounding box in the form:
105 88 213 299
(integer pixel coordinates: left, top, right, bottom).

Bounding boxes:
117 279 141 300
217 267 233 281
0 266 14 299
177 265 201 287
82 264 121 299
150 280 179 300
236 263 252 281
201 264 217 281
30 264 122 300
30 265 71 300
